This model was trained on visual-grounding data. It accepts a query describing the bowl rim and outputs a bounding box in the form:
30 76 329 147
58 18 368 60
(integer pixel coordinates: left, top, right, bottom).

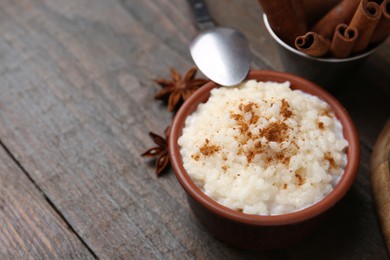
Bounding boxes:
169 70 360 226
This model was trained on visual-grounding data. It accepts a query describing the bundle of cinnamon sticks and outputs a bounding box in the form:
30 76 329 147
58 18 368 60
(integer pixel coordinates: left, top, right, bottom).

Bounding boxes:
259 0 390 58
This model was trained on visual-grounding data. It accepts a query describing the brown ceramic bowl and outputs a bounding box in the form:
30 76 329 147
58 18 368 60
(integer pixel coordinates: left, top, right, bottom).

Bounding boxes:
168 70 359 250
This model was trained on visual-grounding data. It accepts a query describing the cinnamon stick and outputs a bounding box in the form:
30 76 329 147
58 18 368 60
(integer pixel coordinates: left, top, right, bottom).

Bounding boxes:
295 32 330 57
311 0 360 39
258 0 307 46
370 0 390 44
330 24 359 58
351 0 382 53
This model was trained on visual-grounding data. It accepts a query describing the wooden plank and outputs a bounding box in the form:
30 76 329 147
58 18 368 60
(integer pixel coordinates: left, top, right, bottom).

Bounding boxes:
0 144 93 258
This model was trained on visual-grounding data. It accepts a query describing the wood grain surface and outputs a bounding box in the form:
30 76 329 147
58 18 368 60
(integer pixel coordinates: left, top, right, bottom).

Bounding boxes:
0 0 388 259
0 143 93 258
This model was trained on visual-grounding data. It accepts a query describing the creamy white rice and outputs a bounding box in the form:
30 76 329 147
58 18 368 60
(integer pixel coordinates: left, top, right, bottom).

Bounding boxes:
178 80 348 215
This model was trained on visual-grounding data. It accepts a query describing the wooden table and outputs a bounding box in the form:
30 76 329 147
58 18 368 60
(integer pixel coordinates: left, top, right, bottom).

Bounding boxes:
0 0 389 259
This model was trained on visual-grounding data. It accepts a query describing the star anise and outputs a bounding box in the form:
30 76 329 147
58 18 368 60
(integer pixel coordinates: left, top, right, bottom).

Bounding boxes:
141 127 170 176
154 67 208 111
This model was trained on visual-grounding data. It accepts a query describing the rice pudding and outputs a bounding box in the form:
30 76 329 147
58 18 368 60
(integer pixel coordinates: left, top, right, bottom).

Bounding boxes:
178 80 348 215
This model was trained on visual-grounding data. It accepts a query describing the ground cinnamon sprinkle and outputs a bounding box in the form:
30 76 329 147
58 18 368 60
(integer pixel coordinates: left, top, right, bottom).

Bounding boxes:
324 152 337 169
318 121 325 130
250 114 259 125
255 141 262 148
230 101 297 165
283 183 288 189
291 140 299 149
263 153 291 167
276 153 284 161
244 141 263 162
231 104 256 143
239 122 249 134
240 102 258 112
230 113 243 121
260 122 289 143
232 102 260 133
246 150 256 163
200 139 220 156
295 172 305 186
282 155 291 165
191 154 200 161
280 99 293 119
244 104 252 112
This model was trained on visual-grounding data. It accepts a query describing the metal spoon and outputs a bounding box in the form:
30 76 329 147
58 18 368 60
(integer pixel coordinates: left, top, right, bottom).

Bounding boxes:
187 0 251 86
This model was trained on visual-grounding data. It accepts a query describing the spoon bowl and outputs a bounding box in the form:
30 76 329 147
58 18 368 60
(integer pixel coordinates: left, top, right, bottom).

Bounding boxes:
190 27 251 86
187 0 251 86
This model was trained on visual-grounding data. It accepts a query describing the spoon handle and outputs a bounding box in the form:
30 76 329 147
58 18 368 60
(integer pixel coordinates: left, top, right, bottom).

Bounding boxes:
187 0 215 30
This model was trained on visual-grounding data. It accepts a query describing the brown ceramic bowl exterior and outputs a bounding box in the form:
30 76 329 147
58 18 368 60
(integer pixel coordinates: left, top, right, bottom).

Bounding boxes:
168 70 360 250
